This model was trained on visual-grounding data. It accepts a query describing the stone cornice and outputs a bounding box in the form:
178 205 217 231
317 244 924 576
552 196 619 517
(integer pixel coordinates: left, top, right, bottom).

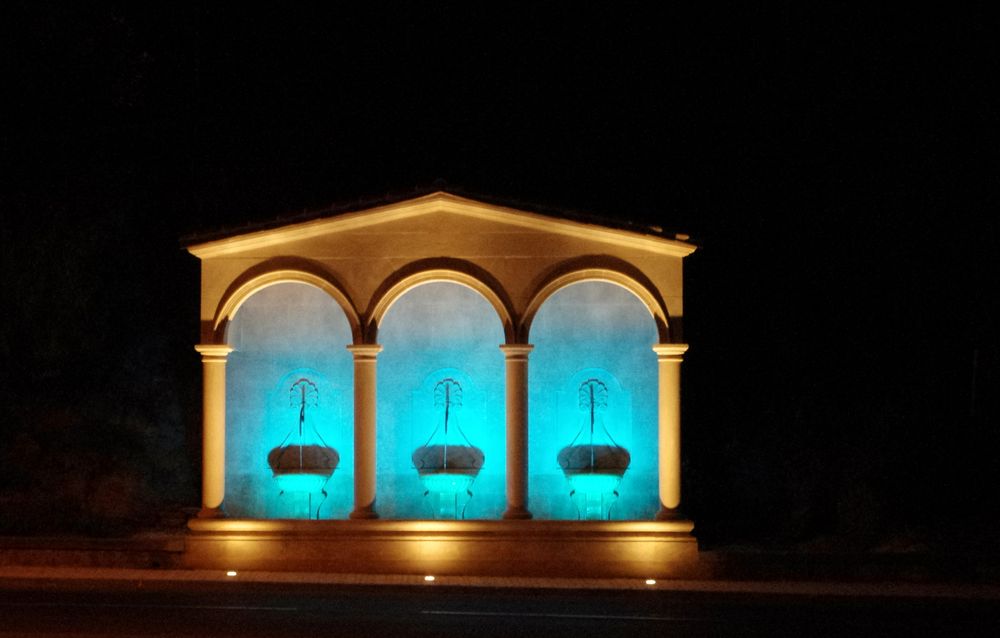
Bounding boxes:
187 192 697 260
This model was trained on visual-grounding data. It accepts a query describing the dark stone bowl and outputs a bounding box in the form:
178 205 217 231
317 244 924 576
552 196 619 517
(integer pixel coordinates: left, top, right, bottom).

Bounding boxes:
412 444 484 474
557 444 630 475
268 444 340 476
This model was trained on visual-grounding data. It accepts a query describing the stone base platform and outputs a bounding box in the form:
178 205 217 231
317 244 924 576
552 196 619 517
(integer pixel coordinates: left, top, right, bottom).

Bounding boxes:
185 519 698 578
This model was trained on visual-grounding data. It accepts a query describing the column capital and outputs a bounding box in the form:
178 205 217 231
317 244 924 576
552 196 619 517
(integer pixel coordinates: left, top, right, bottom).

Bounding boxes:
652 343 689 361
195 344 233 362
499 343 534 359
347 343 383 360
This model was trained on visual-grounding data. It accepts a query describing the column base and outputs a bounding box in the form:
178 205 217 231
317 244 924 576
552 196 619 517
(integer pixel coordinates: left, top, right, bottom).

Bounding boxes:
502 507 533 520
197 506 226 519
655 506 686 521
350 506 379 520
186 519 699 577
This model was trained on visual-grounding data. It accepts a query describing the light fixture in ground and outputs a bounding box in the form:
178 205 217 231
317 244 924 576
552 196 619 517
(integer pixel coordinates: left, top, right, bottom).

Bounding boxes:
226 571 238 577
424 575 436 582
644 578 656 585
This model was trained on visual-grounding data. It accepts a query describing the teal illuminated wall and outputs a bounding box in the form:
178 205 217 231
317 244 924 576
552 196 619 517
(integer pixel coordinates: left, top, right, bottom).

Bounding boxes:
222 279 657 521
528 281 659 520
225 283 354 519
376 283 506 519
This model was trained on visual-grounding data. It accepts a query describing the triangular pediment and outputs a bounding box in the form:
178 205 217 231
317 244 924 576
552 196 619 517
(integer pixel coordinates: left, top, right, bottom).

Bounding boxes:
186 192 695 259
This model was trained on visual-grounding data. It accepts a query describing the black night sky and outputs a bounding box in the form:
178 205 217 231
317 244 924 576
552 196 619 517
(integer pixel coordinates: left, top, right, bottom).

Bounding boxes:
1 5 997 548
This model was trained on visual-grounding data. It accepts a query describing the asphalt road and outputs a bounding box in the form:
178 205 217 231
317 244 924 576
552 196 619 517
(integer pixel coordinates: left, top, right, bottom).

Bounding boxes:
1 580 998 637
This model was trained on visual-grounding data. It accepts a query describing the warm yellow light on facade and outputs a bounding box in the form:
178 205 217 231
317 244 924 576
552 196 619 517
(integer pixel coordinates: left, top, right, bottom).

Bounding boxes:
183 191 700 579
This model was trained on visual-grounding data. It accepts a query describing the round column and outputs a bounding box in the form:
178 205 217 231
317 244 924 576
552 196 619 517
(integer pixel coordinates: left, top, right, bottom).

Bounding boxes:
195 344 233 518
500 344 533 519
653 343 688 520
348 344 382 519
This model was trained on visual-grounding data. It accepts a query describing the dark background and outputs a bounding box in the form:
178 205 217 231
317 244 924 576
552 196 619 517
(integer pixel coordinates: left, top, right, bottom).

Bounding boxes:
1 5 996 549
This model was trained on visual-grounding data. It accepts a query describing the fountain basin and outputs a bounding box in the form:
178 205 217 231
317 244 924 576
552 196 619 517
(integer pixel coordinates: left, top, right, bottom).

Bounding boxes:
557 444 630 474
412 444 484 473
268 444 339 493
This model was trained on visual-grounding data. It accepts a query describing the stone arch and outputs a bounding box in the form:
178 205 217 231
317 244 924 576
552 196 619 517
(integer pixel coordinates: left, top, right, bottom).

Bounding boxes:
213 258 362 344
366 258 516 344
521 257 671 343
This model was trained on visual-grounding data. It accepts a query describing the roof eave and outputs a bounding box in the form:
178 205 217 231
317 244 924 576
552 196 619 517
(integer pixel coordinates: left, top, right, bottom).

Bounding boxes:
186 191 697 259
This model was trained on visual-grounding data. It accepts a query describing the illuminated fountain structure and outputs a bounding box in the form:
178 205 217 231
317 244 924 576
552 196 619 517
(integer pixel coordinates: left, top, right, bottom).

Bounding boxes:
411 378 484 519
267 378 339 518
557 378 631 520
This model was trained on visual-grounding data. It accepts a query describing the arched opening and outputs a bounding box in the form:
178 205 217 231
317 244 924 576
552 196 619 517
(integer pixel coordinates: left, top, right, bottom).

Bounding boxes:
522 266 670 343
367 262 515 344
375 281 506 519
225 281 354 519
528 280 659 520
214 266 361 344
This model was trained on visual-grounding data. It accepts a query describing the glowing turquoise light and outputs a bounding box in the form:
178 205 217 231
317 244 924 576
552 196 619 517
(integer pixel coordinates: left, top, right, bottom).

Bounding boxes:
557 377 630 520
226 283 354 519
274 472 330 494
412 377 484 519
566 473 622 495
227 279 660 521
566 474 624 520
419 472 476 495
418 472 477 519
378 283 505 520
266 377 341 519
530 281 658 520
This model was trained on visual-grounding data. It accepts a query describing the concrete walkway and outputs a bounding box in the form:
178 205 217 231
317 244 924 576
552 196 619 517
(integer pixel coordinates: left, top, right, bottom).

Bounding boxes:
2 565 1000 599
